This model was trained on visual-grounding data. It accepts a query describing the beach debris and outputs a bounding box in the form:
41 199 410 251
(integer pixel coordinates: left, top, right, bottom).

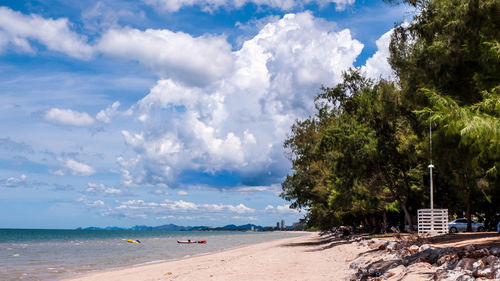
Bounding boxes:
349 237 500 280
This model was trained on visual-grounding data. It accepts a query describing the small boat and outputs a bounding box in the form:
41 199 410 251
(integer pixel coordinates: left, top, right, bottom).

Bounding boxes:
127 239 141 244
177 240 206 244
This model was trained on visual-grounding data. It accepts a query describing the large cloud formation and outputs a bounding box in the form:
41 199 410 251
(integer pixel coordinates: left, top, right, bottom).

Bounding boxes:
117 12 364 187
0 7 394 192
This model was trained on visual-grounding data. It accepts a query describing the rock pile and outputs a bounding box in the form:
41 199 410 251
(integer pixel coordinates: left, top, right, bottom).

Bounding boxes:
348 237 500 280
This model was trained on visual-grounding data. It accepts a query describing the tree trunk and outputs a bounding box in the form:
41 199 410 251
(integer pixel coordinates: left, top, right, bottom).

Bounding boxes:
382 211 388 234
400 202 413 232
466 185 472 232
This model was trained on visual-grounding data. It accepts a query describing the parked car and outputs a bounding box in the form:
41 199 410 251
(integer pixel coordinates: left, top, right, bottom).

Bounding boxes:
448 218 485 233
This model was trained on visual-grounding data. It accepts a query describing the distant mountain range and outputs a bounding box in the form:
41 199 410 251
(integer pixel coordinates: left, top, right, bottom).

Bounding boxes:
76 223 271 231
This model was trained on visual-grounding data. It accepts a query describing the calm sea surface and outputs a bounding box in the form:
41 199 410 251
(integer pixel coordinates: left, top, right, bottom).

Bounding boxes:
0 229 304 281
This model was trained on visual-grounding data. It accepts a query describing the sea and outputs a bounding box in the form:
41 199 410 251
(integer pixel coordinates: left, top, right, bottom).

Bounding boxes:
0 229 305 281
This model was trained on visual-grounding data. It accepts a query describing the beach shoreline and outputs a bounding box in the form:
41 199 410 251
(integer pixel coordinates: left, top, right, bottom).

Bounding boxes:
62 231 365 281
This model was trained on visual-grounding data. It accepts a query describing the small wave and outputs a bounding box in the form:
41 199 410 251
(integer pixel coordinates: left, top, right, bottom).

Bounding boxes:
12 253 20 257
134 260 168 266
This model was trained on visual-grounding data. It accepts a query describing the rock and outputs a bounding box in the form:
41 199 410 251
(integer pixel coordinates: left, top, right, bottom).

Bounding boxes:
455 258 476 271
437 253 460 266
358 240 369 247
368 266 382 277
464 244 476 252
398 249 410 258
369 241 388 250
403 248 440 266
436 270 474 281
472 259 485 269
408 245 419 254
455 274 475 281
439 260 459 270
473 265 496 279
416 250 437 264
433 269 448 280
467 248 489 259
489 247 500 257
418 244 431 252
349 257 366 270
482 255 498 266
386 241 399 252
383 265 406 280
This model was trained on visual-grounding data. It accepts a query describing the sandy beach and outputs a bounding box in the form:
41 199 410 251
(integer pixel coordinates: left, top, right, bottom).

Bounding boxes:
63 232 500 281
64 232 365 281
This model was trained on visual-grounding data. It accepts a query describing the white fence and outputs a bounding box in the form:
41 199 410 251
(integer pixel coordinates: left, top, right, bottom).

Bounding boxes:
418 209 448 235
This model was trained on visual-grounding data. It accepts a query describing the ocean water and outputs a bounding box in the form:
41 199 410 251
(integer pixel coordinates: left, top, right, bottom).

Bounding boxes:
0 229 304 281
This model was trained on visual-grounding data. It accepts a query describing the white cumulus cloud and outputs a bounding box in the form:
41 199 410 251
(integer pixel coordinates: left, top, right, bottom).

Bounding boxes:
52 158 96 176
118 12 363 187
361 28 395 81
97 27 234 86
0 7 93 59
0 174 27 188
45 108 95 127
96 101 120 123
177 190 188 195
86 182 123 195
101 198 255 219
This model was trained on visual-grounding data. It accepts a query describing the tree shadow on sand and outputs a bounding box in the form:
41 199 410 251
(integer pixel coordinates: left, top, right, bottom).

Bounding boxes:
423 232 500 248
281 235 352 252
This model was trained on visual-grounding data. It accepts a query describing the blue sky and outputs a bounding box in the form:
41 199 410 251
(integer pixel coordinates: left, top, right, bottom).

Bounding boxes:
0 0 414 229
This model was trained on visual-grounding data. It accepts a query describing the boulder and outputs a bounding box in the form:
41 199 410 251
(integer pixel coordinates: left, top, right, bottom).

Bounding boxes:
435 270 474 281
472 265 496 279
463 244 476 252
383 265 406 280
493 261 500 278
467 248 489 259
489 247 500 257
358 240 369 247
482 255 498 266
418 244 431 252
455 274 475 281
369 241 388 250
386 241 399 252
349 257 366 270
472 259 485 269
408 245 420 254
416 249 439 264
455 258 476 271
398 249 410 258
437 253 460 266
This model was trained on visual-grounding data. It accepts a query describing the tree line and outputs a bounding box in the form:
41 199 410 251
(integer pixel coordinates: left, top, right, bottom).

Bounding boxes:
281 0 499 232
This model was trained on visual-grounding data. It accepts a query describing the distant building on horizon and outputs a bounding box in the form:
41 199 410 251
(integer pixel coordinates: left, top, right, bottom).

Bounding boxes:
281 219 285 230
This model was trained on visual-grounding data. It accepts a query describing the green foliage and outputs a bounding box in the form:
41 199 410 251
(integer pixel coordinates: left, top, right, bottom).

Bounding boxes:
282 70 427 229
282 0 500 230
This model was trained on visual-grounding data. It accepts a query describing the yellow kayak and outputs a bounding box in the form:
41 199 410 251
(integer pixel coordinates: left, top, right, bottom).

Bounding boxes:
127 239 141 244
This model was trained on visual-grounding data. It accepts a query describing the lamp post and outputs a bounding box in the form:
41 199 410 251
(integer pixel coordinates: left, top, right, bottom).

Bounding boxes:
429 120 435 233
429 120 434 210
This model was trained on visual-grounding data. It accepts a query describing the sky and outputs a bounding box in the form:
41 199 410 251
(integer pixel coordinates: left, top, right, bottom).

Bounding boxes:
0 0 415 229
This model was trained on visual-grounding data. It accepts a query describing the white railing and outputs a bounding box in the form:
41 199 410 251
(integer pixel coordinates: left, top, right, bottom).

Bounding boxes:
418 209 448 235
